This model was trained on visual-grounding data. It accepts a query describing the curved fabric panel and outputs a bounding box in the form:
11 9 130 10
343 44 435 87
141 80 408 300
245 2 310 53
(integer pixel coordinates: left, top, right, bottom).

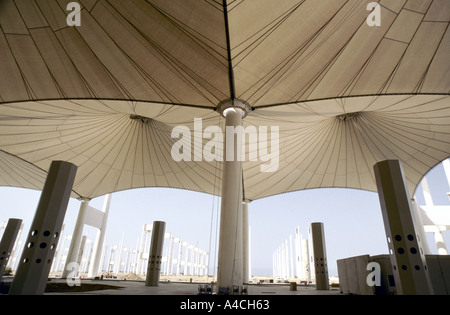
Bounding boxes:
0 0 449 201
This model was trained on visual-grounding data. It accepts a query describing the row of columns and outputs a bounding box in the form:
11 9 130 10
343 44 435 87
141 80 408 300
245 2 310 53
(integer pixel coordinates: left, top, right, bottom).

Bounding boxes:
273 227 310 281
272 223 329 291
2 220 211 280
135 225 209 277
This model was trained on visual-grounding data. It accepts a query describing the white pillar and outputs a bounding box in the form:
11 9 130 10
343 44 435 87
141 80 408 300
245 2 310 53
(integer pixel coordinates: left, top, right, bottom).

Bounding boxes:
75 235 86 277
310 222 329 290
107 246 115 272
242 200 249 283
62 198 89 278
443 159 450 187
274 248 279 278
248 226 252 279
189 244 195 275
114 233 124 274
374 159 434 295
194 247 199 275
289 234 294 278
145 221 166 286
83 239 93 273
99 242 107 274
422 177 448 255
284 239 290 278
421 177 434 206
217 105 244 293
183 242 189 275
272 253 276 278
433 228 448 255
51 224 65 273
88 194 111 277
9 161 77 295
166 234 174 275
411 198 432 255
294 227 302 279
302 238 311 282
55 234 69 272
0 218 22 280
176 238 182 275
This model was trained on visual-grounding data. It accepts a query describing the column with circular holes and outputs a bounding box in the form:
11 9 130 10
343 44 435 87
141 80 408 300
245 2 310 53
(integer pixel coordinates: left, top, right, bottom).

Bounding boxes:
374 160 433 295
9 161 77 295
145 221 166 287
310 222 330 290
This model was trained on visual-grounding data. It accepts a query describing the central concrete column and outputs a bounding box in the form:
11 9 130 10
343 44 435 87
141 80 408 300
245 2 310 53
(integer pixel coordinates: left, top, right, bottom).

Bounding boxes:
242 200 249 284
216 99 251 294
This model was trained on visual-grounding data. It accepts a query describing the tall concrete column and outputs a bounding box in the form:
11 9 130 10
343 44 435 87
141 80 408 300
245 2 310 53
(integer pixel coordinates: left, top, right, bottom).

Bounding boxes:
310 222 329 290
294 227 302 279
374 160 433 295
0 218 22 280
88 193 112 277
9 161 77 295
145 221 166 287
62 198 90 278
217 104 244 293
242 200 249 284
75 235 87 277
176 238 182 275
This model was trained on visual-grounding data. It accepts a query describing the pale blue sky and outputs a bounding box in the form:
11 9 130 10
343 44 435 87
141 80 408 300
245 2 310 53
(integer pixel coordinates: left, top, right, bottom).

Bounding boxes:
1 162 449 276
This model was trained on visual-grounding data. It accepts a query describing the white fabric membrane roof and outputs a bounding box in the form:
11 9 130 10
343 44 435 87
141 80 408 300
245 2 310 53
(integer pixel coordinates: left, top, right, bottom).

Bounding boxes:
0 0 449 200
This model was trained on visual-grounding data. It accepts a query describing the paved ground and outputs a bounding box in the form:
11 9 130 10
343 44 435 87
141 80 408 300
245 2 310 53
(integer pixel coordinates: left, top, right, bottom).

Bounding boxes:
41 278 342 295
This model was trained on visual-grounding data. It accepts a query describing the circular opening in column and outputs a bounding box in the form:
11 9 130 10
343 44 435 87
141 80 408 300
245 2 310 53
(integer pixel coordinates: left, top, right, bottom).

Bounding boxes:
397 247 405 254
394 235 402 242
410 247 417 254
43 230 50 237
31 230 38 236
401 265 407 270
